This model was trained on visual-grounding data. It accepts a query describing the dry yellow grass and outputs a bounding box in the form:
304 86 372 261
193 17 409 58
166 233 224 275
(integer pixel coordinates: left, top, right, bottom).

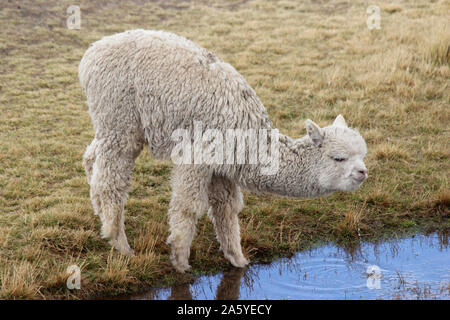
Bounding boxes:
374 143 411 161
102 250 131 285
0 0 449 298
437 189 450 208
1 262 41 299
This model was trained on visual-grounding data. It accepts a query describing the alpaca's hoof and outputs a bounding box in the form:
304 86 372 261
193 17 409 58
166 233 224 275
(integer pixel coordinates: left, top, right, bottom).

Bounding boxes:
173 262 191 273
110 239 135 257
168 242 191 272
227 254 249 268
121 248 135 257
170 251 191 272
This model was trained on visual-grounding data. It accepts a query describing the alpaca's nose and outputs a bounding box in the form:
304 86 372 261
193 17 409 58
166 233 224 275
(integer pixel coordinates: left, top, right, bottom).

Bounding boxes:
358 169 367 176
356 169 368 181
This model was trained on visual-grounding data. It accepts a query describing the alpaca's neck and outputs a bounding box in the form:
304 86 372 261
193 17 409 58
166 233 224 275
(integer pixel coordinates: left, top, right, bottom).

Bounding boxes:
237 133 328 198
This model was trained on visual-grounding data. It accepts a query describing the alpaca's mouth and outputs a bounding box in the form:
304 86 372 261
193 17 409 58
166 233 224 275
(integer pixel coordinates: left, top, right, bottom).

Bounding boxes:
352 175 367 184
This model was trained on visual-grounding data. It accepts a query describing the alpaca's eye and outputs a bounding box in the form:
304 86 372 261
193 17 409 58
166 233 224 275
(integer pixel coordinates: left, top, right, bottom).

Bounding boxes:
333 157 347 162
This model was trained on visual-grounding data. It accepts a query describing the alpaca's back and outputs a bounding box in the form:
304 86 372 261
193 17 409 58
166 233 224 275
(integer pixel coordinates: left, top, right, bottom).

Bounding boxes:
79 29 271 160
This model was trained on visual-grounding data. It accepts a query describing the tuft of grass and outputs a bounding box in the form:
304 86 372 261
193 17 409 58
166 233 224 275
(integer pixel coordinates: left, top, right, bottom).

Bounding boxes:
422 30 450 66
0 262 41 299
382 4 402 14
334 207 365 240
102 250 131 285
437 189 450 208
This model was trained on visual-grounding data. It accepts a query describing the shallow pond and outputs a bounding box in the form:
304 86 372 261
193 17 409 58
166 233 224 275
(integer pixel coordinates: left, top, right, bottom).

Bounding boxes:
128 232 449 300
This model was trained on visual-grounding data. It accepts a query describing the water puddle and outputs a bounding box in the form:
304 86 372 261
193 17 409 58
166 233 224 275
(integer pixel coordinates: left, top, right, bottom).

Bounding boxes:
128 232 449 300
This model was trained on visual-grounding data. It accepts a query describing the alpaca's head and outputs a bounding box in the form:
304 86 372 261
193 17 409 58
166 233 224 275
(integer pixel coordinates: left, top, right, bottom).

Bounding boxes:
305 115 368 193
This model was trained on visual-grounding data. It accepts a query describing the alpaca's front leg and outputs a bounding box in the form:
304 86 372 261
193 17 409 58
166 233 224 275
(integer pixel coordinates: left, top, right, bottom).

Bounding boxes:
166 165 211 272
208 176 249 268
167 208 199 272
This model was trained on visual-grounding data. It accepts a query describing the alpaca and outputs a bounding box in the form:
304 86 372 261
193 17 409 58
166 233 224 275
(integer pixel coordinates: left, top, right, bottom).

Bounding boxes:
79 30 368 272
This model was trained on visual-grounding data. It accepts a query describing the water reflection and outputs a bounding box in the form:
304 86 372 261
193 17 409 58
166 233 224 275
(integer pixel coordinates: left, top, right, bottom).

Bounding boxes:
166 268 246 300
129 232 449 300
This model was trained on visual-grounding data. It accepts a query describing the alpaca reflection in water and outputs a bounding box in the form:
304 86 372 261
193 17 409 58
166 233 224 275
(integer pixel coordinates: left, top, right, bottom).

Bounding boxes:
169 267 247 300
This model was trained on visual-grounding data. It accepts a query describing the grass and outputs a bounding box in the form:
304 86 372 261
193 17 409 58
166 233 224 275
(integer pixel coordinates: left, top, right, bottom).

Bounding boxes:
0 0 449 299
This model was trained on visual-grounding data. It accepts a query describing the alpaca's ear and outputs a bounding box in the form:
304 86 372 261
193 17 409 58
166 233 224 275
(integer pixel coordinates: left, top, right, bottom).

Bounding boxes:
305 119 324 147
333 114 347 127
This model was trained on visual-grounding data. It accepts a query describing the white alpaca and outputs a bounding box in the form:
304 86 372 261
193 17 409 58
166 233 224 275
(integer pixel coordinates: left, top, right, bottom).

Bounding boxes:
79 30 368 272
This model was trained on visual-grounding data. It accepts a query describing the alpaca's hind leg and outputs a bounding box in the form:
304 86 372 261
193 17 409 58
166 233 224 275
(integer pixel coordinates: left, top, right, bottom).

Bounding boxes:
166 165 211 272
83 139 102 217
89 135 142 256
208 175 248 268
